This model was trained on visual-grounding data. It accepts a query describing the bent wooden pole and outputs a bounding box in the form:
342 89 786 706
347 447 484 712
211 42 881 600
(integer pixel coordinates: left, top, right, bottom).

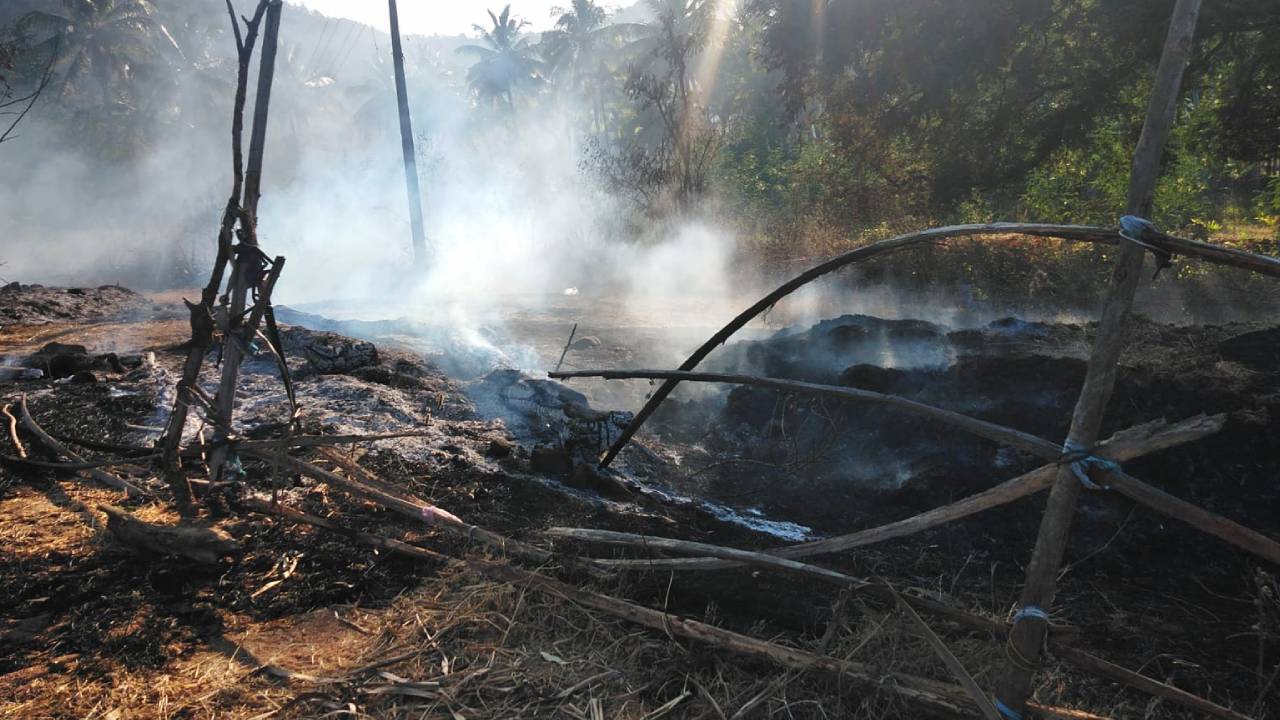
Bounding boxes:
997 0 1204 713
593 223 1118 467
590 222 1280 469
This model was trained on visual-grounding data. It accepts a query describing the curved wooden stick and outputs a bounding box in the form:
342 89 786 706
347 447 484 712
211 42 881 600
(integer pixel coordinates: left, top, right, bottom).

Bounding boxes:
591 223 1280 468
594 223 1118 467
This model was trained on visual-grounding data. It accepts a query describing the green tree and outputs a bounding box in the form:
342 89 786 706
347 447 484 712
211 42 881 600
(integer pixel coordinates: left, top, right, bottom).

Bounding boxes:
543 0 636 133
19 0 160 108
456 5 543 114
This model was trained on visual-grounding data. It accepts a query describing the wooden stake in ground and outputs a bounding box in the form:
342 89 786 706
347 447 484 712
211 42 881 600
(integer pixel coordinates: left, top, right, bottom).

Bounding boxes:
996 0 1204 714
387 0 429 272
208 0 284 483
159 0 272 514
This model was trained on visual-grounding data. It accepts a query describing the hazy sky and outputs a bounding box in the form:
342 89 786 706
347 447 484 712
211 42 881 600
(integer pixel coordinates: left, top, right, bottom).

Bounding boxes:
292 1 629 37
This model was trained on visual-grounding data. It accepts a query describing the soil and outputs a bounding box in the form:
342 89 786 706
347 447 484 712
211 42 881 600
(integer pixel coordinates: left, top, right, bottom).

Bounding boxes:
1 284 1278 719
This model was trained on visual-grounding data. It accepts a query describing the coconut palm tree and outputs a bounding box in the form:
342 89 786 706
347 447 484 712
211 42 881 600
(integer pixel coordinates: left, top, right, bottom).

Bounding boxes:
19 0 160 108
456 5 543 114
542 0 638 132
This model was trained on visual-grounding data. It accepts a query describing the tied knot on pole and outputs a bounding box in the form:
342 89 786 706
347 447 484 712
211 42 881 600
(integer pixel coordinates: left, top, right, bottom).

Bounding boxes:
1060 439 1119 490
1011 605 1050 625
1004 604 1052 674
1118 215 1173 278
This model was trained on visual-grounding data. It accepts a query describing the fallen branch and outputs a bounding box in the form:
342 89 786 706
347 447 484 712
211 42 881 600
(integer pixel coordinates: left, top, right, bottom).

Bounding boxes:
550 527 1252 719
244 501 970 714
18 396 152 498
1 453 161 471
182 430 435 458
100 504 240 564
2 403 26 458
246 497 1108 720
1052 645 1253 720
546 526 1009 637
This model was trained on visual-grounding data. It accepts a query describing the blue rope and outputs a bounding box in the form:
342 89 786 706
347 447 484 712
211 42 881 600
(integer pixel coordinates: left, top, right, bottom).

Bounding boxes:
1062 439 1118 490
1012 605 1050 624
995 698 1024 720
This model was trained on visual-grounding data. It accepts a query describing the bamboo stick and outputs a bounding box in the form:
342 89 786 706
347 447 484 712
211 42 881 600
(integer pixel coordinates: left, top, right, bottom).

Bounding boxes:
557 368 1275 564
997 0 1205 712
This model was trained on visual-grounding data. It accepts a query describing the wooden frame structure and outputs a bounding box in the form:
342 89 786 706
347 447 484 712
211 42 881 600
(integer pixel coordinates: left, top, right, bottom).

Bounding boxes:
549 1 1280 715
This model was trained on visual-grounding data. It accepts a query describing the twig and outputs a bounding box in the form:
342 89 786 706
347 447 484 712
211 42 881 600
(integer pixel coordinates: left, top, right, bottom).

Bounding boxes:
1 453 160 471
554 323 578 374
0 37 56 146
2 403 26 458
884 581 1001 720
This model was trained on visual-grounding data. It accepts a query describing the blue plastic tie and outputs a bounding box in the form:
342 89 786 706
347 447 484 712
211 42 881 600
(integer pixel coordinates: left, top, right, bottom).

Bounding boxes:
1119 215 1173 277
1062 439 1118 490
1119 215 1155 241
1012 605 1050 624
995 698 1024 720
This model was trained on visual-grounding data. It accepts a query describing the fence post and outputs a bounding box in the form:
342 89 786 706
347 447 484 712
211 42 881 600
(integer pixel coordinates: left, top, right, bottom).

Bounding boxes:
994 0 1203 715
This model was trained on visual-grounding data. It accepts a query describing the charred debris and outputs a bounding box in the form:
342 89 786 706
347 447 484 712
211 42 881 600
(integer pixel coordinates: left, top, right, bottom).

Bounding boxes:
3 1 1280 719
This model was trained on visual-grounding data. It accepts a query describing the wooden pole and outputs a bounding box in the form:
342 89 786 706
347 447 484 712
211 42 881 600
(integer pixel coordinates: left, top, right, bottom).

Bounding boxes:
243 0 283 220
995 1 1203 714
388 0 429 272
209 0 283 481
159 0 270 514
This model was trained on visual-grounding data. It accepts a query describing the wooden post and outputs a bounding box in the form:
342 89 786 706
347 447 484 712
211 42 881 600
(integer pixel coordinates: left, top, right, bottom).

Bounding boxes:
388 0 429 272
159 0 271 514
210 0 284 480
243 0 283 220
995 0 1203 714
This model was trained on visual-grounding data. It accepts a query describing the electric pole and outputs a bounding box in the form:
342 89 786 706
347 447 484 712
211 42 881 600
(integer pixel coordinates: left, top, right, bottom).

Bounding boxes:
387 0 428 271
